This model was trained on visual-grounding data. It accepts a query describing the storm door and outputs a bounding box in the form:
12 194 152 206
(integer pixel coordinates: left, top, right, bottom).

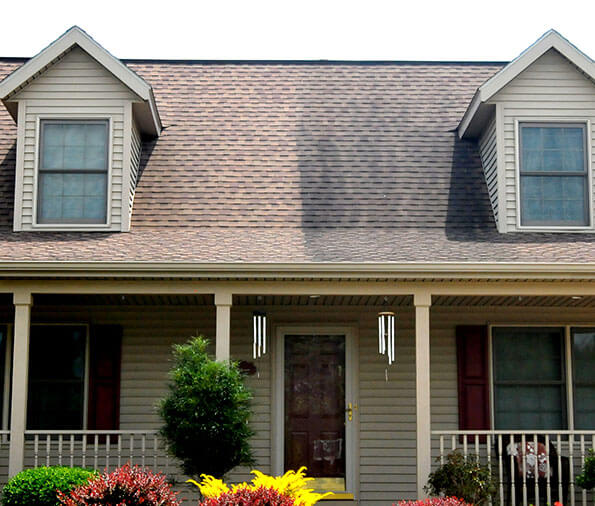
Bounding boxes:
283 334 348 492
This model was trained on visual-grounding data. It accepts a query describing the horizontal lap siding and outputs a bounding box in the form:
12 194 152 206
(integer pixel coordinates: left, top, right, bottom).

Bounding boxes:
430 305 595 467
478 116 498 224
14 47 137 231
489 49 595 230
30 303 418 504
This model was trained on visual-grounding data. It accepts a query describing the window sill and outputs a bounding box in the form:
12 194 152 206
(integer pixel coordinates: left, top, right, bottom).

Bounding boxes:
514 225 594 233
26 223 113 232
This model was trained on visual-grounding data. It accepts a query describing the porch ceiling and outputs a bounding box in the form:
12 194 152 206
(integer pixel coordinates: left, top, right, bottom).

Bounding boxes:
23 293 595 308
432 295 595 307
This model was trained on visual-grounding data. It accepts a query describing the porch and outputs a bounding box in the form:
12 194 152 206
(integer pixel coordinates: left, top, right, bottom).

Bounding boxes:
0 280 592 505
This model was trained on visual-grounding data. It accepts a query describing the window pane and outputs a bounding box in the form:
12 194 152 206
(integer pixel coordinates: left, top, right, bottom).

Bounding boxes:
493 327 564 381
495 385 564 430
573 330 595 382
43 124 65 147
40 121 108 171
493 327 566 430
520 175 586 225
572 329 595 429
27 325 86 430
574 386 595 429
38 173 107 223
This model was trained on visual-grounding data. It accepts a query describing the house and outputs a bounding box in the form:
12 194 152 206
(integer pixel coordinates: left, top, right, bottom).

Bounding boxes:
0 25 593 505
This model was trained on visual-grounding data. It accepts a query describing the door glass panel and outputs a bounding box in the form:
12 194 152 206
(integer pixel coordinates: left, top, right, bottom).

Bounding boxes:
284 335 346 491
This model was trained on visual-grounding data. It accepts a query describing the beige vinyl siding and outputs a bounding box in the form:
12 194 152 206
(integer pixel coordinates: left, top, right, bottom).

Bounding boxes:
0 300 587 503
12 46 139 231
488 48 595 231
129 119 141 219
478 115 499 225
430 304 595 452
24 302 418 503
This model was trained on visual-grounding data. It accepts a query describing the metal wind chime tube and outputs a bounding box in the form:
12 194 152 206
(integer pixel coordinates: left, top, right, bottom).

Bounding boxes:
253 311 267 359
378 311 396 365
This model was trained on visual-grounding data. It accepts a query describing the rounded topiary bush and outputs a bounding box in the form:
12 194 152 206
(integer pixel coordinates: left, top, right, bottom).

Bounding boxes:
159 336 254 479
2 466 97 506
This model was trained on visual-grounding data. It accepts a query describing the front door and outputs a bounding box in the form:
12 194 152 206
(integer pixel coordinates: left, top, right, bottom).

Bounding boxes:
275 327 358 496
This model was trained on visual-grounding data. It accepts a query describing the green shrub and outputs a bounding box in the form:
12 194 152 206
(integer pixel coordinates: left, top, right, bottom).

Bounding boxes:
159 336 254 479
425 451 496 506
577 449 595 490
2 466 97 506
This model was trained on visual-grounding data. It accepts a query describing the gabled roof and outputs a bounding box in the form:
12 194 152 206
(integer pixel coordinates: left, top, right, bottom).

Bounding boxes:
459 30 595 138
0 26 161 136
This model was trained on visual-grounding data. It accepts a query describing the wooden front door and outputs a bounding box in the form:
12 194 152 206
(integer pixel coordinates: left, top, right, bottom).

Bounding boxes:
284 334 346 488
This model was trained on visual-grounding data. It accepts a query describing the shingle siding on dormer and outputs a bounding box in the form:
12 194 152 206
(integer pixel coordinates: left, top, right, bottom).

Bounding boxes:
487 49 595 232
11 46 139 231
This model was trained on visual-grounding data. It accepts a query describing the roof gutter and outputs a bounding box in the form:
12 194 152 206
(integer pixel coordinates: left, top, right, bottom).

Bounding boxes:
0 261 594 280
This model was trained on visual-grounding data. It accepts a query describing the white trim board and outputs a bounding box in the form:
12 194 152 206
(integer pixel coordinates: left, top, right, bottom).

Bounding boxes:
459 30 595 139
272 325 359 499
0 26 161 136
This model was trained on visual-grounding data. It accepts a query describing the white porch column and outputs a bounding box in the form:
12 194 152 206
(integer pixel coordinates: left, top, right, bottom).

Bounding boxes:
215 291 232 361
9 290 32 477
414 291 432 498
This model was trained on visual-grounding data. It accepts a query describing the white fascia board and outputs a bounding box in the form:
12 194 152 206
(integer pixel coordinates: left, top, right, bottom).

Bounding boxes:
0 26 161 135
480 30 595 100
458 90 481 139
0 261 594 280
459 30 595 138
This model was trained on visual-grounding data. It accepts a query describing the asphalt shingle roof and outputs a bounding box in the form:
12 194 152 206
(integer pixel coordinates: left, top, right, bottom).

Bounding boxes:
1 58 595 264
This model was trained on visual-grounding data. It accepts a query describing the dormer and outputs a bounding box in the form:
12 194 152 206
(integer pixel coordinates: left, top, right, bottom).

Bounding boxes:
0 27 161 232
460 30 595 233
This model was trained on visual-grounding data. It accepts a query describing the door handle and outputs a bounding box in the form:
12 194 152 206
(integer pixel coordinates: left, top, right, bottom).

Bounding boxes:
346 402 358 421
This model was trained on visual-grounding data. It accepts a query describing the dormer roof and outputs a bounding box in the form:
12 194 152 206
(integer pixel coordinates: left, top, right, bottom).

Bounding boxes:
459 29 595 139
0 26 161 136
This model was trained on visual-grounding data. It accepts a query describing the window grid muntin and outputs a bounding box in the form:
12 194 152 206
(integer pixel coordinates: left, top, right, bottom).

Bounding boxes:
37 119 109 225
519 122 590 227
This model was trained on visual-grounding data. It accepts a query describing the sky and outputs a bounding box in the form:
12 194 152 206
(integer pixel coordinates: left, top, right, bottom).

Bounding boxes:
1 0 594 62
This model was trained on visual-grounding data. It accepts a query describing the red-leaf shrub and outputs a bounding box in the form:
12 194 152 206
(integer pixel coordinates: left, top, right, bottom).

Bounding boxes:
57 463 180 506
395 498 473 506
199 486 296 506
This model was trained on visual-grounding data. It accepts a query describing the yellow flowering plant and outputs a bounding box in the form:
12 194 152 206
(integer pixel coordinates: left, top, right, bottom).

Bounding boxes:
188 467 331 506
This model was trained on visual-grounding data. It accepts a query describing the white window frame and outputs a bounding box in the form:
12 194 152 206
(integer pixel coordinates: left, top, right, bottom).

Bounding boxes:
514 118 594 232
32 115 114 230
488 323 595 431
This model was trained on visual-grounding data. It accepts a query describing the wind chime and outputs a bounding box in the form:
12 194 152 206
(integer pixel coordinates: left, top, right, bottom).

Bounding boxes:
378 310 396 365
252 310 267 359
378 298 396 382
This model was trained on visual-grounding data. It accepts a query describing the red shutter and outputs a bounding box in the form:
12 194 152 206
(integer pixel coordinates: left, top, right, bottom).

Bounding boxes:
456 325 490 431
87 325 122 430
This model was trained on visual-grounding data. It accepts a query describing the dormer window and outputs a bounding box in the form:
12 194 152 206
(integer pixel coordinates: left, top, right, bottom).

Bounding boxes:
0 26 161 232
38 120 109 225
519 123 590 227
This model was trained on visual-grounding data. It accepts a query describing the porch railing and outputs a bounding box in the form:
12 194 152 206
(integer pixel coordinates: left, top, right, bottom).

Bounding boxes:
432 430 595 506
23 430 173 475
